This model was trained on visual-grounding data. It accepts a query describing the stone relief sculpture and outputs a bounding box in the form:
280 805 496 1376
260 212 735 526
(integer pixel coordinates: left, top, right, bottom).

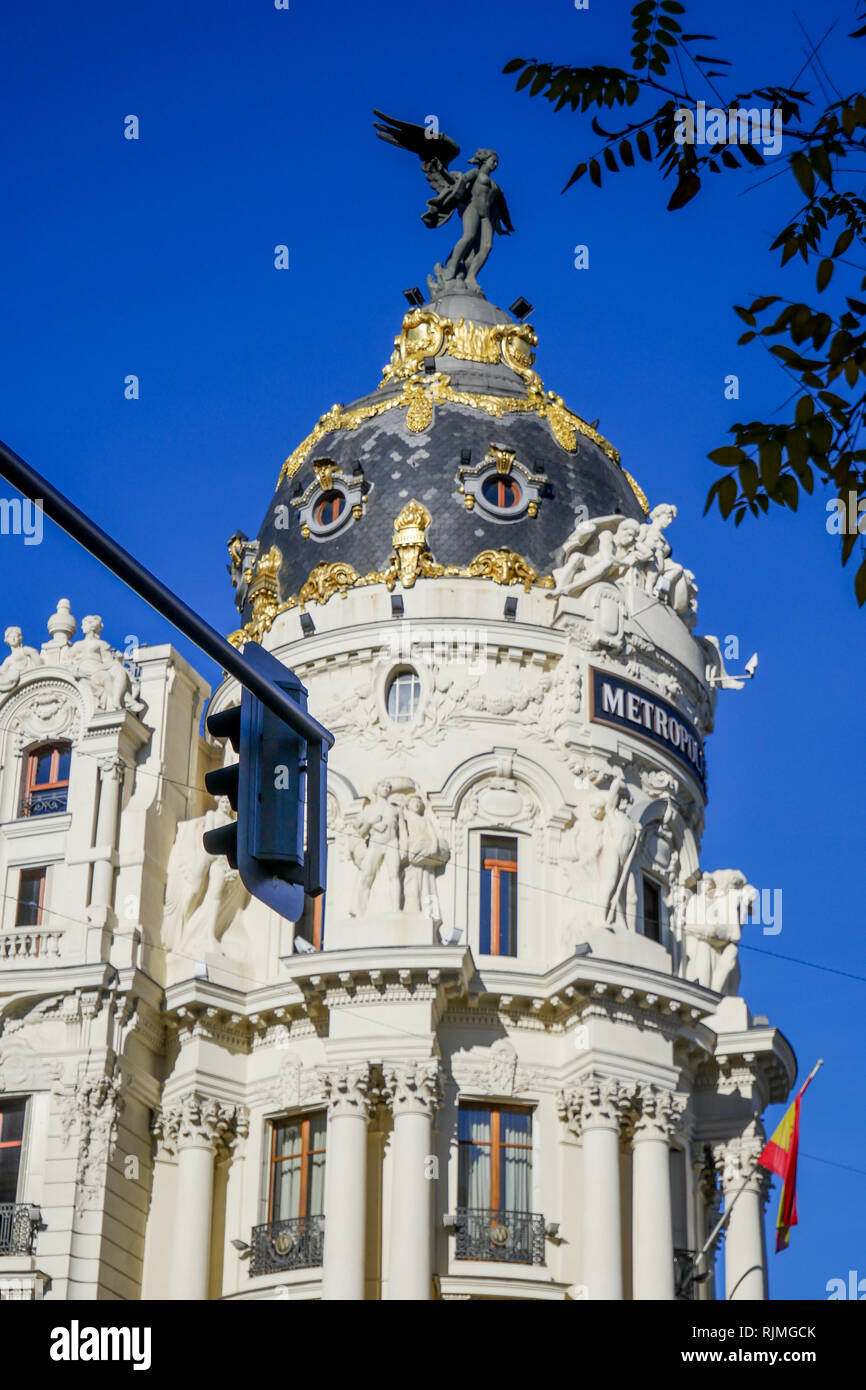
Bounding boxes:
551 504 698 626
678 869 757 995
348 779 449 921
0 602 146 714
0 627 42 692
373 111 514 298
567 771 641 933
162 800 249 961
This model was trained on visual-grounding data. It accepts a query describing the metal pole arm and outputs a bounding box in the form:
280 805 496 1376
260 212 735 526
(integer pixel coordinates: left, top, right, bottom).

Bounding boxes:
0 437 333 748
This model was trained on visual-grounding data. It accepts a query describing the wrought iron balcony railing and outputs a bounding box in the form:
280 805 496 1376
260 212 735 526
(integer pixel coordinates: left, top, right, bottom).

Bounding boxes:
454 1207 546 1266
22 788 69 817
249 1215 325 1276
674 1247 705 1300
0 1203 39 1256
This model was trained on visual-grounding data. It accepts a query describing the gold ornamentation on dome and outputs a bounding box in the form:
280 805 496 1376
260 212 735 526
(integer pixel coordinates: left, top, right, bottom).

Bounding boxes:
488 444 515 475
379 307 539 385
312 460 335 491
403 378 434 433
299 561 362 606
391 500 431 587
466 548 551 592
622 468 650 517
464 494 475 510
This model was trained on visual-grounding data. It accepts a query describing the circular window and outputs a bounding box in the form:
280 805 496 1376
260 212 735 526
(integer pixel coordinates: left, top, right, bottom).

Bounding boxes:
386 668 421 723
479 473 523 515
310 490 347 533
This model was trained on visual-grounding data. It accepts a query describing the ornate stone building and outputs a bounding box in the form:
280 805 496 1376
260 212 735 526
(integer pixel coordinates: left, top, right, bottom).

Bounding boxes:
0 273 794 1299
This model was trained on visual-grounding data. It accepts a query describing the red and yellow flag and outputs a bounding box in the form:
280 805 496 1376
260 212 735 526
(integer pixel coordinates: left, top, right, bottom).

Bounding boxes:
758 1060 822 1252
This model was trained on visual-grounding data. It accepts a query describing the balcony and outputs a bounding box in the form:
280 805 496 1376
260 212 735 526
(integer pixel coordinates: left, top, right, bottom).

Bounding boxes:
674 1247 706 1300
21 788 68 818
249 1215 325 1276
454 1208 546 1266
0 1204 39 1257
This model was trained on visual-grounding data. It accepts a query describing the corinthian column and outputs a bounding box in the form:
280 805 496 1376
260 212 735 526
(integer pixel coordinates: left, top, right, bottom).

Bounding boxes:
559 1075 633 1300
154 1091 248 1301
321 1064 373 1301
631 1084 686 1300
715 1131 770 1301
383 1061 442 1301
90 757 125 912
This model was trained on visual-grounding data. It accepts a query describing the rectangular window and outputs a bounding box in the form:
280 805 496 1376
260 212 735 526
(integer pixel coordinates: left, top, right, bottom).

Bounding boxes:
22 743 70 817
479 835 518 956
15 868 46 928
0 1099 26 1204
268 1112 326 1223
642 876 662 942
458 1105 532 1213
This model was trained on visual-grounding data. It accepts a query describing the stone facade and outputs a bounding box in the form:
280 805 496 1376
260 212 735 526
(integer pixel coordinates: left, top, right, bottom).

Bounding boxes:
0 313 795 1302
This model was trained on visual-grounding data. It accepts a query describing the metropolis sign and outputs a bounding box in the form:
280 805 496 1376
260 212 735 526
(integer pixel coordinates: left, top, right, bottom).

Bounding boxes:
588 667 707 791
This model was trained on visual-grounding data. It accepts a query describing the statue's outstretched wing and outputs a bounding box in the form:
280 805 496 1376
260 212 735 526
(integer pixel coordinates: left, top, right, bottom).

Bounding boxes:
491 187 515 236
373 109 460 168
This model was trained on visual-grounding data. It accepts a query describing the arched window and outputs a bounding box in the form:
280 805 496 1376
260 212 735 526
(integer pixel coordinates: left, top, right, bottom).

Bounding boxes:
21 742 71 818
385 668 421 723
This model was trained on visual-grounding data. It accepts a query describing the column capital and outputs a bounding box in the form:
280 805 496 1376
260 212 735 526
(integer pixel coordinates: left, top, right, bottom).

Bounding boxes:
558 1073 635 1137
631 1084 687 1142
320 1062 375 1120
382 1060 442 1118
713 1128 770 1199
153 1089 249 1158
96 754 127 782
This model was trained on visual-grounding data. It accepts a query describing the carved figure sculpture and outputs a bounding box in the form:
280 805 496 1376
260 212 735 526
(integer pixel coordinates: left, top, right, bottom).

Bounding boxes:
349 779 406 916
571 771 640 931
680 869 757 995
66 615 143 712
402 793 449 926
373 111 514 298
551 516 642 598
162 799 249 960
0 627 42 692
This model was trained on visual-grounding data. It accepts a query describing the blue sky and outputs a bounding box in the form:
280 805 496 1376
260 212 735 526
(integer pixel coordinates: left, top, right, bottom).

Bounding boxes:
1 0 864 1300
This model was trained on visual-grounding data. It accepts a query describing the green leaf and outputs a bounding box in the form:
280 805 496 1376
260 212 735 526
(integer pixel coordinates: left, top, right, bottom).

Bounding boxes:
816 258 834 292
779 475 799 510
502 58 526 74
708 446 748 468
855 559 866 608
637 129 653 161
603 146 619 172
515 66 537 91
619 139 635 167
660 0 685 10
739 458 759 499
759 439 782 491
737 330 756 344
790 151 814 198
734 305 757 326
750 295 780 313
667 171 701 209
718 475 739 518
794 396 814 424
721 149 739 169
589 158 602 187
833 227 854 257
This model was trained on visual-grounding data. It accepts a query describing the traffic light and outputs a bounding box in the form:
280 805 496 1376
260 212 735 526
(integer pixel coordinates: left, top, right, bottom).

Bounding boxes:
203 642 331 922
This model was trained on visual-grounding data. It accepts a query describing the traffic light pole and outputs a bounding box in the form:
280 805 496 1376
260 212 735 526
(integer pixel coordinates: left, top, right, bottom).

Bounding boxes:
0 437 333 749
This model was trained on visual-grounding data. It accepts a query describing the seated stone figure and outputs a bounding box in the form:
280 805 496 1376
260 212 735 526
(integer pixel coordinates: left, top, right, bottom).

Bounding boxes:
680 869 757 995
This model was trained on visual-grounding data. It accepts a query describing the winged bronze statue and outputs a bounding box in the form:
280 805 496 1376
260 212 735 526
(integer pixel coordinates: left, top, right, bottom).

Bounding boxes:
373 110 514 299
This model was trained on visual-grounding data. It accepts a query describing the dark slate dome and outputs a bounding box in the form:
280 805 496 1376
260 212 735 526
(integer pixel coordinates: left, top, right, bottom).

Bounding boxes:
228 291 647 632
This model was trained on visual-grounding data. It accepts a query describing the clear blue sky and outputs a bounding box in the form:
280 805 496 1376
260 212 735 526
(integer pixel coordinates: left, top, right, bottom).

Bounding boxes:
0 0 863 1300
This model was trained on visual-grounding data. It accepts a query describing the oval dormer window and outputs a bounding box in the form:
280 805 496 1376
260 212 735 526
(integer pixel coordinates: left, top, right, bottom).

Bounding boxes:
385 667 421 723
480 474 523 512
309 489 348 535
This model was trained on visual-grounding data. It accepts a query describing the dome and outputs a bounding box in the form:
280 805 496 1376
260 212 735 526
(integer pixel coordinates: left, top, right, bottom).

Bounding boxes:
227 290 648 645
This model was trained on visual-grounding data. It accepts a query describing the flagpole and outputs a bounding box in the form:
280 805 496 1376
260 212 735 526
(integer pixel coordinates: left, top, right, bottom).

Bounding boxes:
677 1059 824 1299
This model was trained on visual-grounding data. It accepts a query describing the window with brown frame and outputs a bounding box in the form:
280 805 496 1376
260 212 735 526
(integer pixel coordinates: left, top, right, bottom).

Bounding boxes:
0 1099 26 1204
458 1104 533 1213
268 1112 327 1223
21 741 71 818
15 868 46 929
480 835 518 956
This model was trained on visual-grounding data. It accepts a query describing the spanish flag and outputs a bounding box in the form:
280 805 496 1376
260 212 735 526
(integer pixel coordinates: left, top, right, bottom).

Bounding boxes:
758 1060 822 1252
